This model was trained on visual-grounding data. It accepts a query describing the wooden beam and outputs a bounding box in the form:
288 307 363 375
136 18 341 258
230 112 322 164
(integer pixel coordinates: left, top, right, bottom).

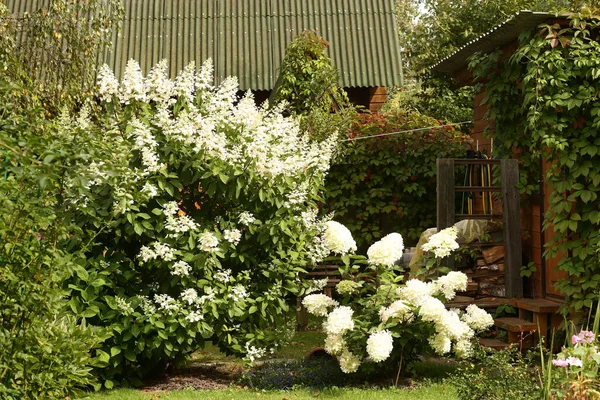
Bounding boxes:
501 159 523 298
437 159 456 269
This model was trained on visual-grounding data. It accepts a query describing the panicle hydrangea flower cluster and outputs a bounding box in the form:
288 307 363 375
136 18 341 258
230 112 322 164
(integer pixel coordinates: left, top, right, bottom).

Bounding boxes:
215 269 232 283
323 306 354 336
171 260 192 276
339 349 361 373
422 226 460 258
462 304 495 332
302 294 338 317
304 278 329 295
238 211 256 226
379 300 413 323
335 280 362 296
223 229 242 245
366 330 394 362
366 233 404 267
198 232 219 253
139 242 176 262
322 221 357 255
115 296 134 315
431 271 468 300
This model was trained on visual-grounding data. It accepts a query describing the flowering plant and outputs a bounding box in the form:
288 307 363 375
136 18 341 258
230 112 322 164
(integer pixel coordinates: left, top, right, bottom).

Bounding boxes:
62 59 340 386
547 328 600 399
302 224 493 376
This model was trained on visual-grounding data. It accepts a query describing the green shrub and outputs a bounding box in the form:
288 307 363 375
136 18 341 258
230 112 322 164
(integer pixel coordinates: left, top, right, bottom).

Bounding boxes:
324 109 470 248
0 76 103 398
450 346 541 400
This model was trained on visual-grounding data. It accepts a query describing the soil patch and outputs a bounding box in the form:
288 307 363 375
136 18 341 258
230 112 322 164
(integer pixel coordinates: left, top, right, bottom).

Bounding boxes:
140 362 242 392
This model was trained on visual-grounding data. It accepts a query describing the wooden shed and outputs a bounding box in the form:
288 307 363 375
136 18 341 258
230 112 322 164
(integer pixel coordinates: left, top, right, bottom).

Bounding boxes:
431 11 577 302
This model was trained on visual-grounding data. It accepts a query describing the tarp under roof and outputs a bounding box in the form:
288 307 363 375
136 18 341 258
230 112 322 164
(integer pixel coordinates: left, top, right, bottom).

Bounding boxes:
6 0 404 91
431 10 557 74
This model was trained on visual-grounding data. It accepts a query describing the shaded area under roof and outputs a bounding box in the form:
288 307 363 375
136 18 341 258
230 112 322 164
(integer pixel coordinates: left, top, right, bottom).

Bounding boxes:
431 10 558 74
6 0 404 91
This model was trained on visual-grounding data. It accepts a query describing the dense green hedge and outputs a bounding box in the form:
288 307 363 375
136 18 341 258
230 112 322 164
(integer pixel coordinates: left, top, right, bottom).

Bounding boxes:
323 110 470 249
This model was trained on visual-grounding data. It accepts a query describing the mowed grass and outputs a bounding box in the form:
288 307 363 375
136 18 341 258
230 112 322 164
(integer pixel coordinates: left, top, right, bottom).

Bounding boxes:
88 384 457 400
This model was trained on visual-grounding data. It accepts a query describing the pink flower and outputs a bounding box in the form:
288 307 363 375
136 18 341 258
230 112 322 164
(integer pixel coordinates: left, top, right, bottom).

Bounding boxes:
552 359 569 367
572 330 595 346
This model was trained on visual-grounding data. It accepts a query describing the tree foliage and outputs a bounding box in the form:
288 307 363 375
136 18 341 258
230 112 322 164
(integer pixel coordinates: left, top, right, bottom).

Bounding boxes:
2 0 123 114
270 30 349 116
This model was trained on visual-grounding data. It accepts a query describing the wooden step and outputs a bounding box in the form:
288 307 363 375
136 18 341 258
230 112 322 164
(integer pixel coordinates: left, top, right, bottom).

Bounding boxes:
479 337 509 350
494 317 537 333
515 298 562 314
446 297 508 310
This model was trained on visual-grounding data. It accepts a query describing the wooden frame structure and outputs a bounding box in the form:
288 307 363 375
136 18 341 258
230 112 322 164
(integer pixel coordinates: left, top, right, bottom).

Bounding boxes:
436 158 523 298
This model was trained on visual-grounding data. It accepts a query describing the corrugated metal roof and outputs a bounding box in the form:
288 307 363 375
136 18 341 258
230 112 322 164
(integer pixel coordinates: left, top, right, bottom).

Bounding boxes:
431 11 559 74
6 0 404 90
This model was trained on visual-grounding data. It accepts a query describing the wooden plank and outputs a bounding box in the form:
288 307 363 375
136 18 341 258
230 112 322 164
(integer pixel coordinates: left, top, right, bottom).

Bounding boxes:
437 159 455 269
515 298 562 313
494 317 537 332
437 159 455 230
453 159 501 165
502 159 523 298
455 186 502 192
456 214 501 220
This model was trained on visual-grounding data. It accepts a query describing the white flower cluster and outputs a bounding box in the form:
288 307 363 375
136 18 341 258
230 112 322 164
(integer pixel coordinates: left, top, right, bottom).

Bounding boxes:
154 294 180 315
215 269 232 283
366 330 394 362
322 221 357 255
139 242 176 262
379 300 413 323
431 271 468 301
165 213 198 235
323 306 354 336
335 280 362 296
98 59 336 184
223 229 242 245
367 232 404 267
304 278 329 295
115 296 134 316
181 288 198 305
128 117 161 174
229 285 249 302
302 294 338 317
238 211 256 226
462 304 494 332
171 260 192 276
422 226 460 258
339 349 361 373
244 343 266 363
199 232 219 253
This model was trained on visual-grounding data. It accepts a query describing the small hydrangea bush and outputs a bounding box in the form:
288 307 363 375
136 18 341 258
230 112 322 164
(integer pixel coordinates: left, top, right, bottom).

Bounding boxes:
63 59 339 386
303 225 494 374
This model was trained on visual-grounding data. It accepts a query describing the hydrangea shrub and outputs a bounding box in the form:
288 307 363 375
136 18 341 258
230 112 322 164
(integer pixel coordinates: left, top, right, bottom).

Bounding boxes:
65 59 338 386
303 223 493 374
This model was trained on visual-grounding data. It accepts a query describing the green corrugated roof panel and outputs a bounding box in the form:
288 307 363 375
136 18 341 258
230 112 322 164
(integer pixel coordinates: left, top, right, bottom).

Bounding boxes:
5 0 403 90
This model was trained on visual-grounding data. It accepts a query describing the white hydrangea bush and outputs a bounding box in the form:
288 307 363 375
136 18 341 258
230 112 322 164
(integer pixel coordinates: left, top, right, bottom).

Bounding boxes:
64 59 340 383
302 223 494 374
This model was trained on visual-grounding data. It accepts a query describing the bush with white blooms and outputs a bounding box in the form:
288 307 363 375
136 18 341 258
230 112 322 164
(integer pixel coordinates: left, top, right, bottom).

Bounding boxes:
303 224 493 374
62 59 340 386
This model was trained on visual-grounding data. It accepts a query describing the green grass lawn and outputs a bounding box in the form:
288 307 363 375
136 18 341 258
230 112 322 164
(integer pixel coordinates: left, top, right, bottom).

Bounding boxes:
88 384 457 400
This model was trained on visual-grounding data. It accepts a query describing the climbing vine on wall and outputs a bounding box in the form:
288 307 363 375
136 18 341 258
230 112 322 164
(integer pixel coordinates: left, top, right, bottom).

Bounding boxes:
470 10 600 311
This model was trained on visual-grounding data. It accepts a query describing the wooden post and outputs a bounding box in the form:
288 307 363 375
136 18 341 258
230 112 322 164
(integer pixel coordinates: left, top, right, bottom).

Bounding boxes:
437 159 455 269
502 159 523 298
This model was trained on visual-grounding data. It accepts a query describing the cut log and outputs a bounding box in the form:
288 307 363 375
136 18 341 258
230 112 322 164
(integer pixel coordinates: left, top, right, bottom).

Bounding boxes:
482 245 505 264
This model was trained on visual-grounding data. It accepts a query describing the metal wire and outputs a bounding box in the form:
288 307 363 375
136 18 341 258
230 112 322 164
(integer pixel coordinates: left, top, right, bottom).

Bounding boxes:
341 121 473 142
